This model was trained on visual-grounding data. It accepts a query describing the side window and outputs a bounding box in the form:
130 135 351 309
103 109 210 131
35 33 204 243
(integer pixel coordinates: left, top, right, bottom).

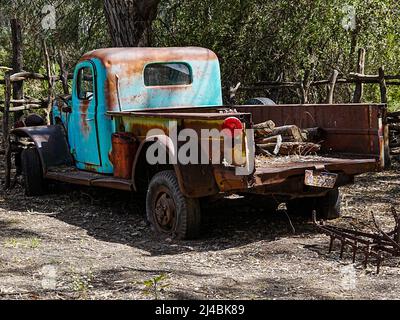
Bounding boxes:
77 67 94 100
144 63 192 86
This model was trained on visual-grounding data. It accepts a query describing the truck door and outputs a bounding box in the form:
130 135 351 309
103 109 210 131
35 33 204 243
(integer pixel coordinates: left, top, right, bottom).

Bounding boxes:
70 61 101 168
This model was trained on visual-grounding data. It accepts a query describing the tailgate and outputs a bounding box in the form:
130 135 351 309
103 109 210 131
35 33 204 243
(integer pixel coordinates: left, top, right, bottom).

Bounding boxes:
253 156 377 186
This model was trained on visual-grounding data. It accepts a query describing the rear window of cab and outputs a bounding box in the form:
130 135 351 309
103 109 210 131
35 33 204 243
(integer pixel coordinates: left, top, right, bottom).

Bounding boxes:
144 63 192 87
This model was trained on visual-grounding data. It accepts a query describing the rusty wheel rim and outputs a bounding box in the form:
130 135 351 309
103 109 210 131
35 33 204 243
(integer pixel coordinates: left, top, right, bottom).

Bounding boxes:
154 187 176 233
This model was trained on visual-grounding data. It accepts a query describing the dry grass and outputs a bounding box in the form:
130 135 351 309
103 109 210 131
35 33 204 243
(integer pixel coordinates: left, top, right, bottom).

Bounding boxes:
0 161 399 300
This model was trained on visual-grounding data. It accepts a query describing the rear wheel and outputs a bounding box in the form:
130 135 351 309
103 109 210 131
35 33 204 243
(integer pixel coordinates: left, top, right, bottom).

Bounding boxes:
287 189 341 220
146 170 201 240
317 189 341 220
21 148 47 196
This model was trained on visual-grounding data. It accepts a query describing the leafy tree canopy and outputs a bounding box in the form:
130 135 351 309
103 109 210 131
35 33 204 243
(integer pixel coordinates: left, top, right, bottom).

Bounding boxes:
0 0 399 107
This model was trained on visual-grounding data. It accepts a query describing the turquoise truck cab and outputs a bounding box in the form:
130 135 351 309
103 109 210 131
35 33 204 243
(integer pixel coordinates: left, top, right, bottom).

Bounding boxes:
52 47 223 174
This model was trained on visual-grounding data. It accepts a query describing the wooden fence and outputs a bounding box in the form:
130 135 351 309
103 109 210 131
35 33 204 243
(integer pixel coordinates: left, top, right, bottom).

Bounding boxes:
0 38 71 189
234 49 400 105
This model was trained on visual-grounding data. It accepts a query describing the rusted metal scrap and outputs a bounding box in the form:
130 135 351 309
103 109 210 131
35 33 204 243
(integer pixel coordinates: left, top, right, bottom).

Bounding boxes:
313 207 400 274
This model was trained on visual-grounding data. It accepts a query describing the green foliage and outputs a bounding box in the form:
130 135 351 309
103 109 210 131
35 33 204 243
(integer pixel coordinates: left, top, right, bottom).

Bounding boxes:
0 0 400 108
154 0 400 106
0 0 109 107
71 272 94 299
0 0 109 72
3 237 42 249
143 274 170 300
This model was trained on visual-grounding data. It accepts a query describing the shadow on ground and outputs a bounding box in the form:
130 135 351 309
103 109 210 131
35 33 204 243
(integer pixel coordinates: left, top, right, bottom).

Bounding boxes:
0 182 317 256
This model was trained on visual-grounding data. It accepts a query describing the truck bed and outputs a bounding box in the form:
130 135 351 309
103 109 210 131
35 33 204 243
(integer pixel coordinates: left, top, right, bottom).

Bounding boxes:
125 103 386 163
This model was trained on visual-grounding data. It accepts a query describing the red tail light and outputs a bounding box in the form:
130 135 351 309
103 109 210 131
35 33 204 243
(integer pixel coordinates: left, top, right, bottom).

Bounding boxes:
222 117 244 137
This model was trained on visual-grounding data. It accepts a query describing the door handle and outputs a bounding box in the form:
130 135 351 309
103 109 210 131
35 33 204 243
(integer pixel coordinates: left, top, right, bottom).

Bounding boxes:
86 118 95 122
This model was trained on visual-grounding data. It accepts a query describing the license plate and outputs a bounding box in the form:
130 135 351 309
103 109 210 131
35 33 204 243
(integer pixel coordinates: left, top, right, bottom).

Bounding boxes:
304 170 338 189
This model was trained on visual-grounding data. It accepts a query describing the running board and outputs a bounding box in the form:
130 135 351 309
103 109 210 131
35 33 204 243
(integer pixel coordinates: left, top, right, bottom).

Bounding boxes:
45 167 133 191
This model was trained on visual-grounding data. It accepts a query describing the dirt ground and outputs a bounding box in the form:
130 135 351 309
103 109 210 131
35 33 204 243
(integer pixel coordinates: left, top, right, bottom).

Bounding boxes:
0 163 400 300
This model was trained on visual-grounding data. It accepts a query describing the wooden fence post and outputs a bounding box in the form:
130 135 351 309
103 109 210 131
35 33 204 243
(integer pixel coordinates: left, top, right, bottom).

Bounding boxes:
42 40 55 125
353 48 366 103
300 70 311 104
3 72 12 189
58 51 69 95
326 69 339 104
379 66 391 168
379 66 388 104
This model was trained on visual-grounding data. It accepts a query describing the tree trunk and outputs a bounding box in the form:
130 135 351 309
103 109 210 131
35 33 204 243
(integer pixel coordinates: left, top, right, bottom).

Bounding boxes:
103 0 161 47
11 18 24 121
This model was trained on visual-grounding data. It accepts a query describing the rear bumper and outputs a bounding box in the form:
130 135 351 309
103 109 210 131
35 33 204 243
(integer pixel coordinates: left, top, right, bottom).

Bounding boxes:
253 157 377 187
214 157 379 196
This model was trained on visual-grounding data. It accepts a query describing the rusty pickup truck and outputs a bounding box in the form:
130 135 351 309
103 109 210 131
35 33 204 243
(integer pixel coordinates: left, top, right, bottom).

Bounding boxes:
11 47 387 239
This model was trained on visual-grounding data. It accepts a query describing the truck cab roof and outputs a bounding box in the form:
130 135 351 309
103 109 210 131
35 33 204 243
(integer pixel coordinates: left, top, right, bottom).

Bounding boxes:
78 47 223 111
80 47 219 66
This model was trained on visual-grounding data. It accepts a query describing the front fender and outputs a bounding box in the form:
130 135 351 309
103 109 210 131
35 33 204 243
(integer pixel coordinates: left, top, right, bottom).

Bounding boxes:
11 125 74 174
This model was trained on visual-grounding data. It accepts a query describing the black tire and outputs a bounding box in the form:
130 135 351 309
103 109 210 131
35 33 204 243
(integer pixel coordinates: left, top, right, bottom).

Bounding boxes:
317 189 341 220
384 144 392 169
287 189 341 220
21 148 46 196
245 97 276 106
384 125 392 169
146 170 201 240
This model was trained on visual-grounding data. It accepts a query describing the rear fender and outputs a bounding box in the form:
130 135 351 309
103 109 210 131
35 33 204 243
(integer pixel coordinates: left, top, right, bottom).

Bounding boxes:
131 134 180 191
11 125 74 174
132 135 219 198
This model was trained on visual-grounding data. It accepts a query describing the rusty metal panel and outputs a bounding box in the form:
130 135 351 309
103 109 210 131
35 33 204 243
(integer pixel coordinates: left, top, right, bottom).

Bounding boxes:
45 167 97 186
110 132 138 179
252 157 376 187
235 104 386 160
70 61 101 168
248 173 354 197
177 164 220 198
108 111 248 120
213 166 249 192
45 167 132 191
91 178 132 191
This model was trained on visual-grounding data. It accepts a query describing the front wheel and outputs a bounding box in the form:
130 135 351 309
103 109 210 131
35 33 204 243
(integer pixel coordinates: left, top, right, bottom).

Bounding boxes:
146 170 201 240
21 148 47 196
